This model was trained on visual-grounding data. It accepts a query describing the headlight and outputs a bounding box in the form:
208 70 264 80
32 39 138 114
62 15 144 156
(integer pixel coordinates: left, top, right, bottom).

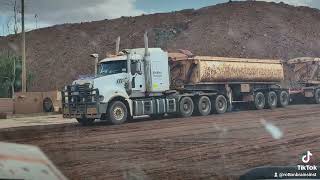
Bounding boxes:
89 84 93 89
99 95 104 102
92 91 96 95
64 86 68 91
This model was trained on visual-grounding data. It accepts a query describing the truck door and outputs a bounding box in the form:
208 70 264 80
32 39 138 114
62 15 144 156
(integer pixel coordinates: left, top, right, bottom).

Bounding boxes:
131 60 146 93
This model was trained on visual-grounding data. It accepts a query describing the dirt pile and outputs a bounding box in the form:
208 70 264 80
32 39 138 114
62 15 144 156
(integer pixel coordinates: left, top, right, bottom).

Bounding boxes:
0 1 320 91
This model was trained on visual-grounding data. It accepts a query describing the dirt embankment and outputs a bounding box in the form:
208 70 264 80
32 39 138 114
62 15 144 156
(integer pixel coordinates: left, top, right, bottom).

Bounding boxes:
1 1 320 91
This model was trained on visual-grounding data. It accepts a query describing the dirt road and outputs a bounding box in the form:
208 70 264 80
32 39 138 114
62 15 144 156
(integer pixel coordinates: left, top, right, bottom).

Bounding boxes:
0 104 319 180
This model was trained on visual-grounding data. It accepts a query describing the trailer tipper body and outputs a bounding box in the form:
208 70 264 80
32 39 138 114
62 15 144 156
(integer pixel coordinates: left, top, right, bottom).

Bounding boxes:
169 53 284 89
62 35 290 125
283 57 320 103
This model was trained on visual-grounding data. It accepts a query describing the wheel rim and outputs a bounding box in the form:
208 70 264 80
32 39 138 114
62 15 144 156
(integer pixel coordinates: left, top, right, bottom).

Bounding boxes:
270 94 276 106
257 96 263 106
183 102 191 113
113 106 124 121
201 99 209 111
255 93 265 109
281 93 288 103
217 99 224 110
180 97 193 116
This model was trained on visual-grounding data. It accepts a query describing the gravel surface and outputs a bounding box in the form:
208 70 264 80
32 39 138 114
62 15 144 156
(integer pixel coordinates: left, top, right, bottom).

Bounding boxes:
0 104 319 179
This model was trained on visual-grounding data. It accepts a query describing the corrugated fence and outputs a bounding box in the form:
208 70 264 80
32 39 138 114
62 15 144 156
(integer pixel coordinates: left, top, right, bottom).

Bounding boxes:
0 98 13 114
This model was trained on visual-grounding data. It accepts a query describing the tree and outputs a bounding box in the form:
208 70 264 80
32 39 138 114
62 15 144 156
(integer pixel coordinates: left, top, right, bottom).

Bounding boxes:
1 0 21 35
0 54 21 98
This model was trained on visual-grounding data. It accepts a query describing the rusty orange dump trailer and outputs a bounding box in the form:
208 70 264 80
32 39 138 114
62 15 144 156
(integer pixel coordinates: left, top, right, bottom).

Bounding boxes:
167 51 289 113
169 52 284 89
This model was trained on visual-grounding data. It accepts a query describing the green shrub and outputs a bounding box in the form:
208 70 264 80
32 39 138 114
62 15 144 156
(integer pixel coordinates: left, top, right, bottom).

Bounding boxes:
0 55 22 98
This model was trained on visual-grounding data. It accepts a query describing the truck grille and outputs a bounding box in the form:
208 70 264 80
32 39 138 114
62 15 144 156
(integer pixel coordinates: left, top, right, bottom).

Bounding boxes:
62 83 99 110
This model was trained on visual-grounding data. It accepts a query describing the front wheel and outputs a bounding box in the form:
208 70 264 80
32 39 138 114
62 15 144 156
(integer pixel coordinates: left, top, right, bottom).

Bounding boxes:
108 101 128 125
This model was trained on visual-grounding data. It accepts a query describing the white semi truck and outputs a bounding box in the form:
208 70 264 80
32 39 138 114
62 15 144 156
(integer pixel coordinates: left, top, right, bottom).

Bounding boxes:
62 33 290 125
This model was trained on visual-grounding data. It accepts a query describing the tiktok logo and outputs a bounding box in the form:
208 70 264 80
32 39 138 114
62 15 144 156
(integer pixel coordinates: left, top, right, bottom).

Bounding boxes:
302 151 312 163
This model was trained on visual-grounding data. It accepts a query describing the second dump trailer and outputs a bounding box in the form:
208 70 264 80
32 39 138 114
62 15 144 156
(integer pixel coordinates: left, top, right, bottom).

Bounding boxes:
283 57 320 103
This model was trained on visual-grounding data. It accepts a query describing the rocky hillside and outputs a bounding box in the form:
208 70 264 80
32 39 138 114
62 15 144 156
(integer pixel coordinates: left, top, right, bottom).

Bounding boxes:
1 1 320 91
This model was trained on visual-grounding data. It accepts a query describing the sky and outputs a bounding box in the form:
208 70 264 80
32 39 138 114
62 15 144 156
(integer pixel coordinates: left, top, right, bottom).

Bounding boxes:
0 0 319 36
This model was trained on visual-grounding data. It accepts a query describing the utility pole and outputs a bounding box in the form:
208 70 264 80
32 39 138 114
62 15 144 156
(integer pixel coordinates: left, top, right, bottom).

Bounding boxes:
35 14 38 29
21 0 26 92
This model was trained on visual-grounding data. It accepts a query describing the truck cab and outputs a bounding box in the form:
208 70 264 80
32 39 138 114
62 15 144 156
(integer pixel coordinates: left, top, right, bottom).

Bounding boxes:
62 48 176 125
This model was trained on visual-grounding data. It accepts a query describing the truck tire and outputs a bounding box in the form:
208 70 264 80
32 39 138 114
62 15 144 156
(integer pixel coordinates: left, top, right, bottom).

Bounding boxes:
254 92 265 110
43 97 53 112
278 90 289 107
196 96 211 116
179 97 194 117
266 91 277 109
108 101 128 125
314 89 320 104
76 118 95 126
213 95 227 114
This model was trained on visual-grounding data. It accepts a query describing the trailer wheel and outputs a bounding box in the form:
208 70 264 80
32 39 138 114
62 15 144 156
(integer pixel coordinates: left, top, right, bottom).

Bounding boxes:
266 91 277 109
196 96 211 116
76 118 95 126
108 101 128 125
314 89 320 104
254 92 265 110
278 90 289 107
179 97 194 117
213 95 227 114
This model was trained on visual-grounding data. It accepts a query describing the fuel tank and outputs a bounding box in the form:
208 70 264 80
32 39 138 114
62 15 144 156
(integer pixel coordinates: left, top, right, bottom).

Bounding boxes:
169 53 284 89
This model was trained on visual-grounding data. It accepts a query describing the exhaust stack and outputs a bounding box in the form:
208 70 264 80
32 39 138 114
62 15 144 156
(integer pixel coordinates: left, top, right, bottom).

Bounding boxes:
115 36 120 55
143 31 151 92
90 54 99 75
144 32 149 56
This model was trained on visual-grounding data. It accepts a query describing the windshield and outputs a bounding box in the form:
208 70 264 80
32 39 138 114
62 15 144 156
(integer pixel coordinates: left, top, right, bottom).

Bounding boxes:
99 60 127 76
